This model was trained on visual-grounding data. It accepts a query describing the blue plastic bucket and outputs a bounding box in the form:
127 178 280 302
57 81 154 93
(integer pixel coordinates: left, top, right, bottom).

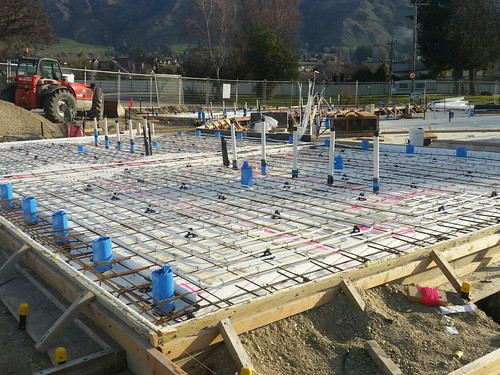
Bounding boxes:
152 263 175 313
214 131 221 138
178 131 183 136
237 132 244 140
241 161 253 187
22 197 38 225
92 237 113 272
406 145 415 154
334 155 344 171
289 136 293 144
324 139 330 147
152 141 160 148
0 183 13 210
195 130 202 137
52 211 69 244
456 147 467 158
361 140 370 151
77 145 85 153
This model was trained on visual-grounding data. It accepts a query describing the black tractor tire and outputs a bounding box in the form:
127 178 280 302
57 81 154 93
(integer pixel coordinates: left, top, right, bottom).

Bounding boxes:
44 90 76 123
88 87 104 121
0 82 16 103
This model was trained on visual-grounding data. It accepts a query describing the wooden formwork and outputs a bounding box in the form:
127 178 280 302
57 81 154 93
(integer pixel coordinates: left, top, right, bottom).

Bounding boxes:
2 217 499 374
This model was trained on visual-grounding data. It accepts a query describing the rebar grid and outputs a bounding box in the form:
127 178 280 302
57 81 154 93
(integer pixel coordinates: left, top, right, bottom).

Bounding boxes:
1 133 499 328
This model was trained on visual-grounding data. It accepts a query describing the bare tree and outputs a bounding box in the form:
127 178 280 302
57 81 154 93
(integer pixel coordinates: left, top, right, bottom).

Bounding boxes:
0 0 56 59
187 0 238 79
243 0 302 45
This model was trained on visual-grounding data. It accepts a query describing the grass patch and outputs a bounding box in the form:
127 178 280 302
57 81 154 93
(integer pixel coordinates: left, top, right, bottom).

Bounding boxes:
40 38 115 58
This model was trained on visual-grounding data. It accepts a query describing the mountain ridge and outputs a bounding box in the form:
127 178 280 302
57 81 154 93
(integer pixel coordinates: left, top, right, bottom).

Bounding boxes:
44 0 413 52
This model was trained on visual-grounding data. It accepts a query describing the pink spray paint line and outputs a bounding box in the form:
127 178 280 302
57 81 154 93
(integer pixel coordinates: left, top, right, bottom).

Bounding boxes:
180 283 201 295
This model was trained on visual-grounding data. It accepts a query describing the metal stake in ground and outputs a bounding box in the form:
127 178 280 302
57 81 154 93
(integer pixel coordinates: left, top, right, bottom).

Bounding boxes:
104 117 109 148
328 127 336 186
115 120 122 150
373 130 380 194
221 137 230 167
261 116 268 174
93 117 99 146
292 128 299 178
147 120 153 155
143 117 150 156
230 122 238 169
129 119 135 153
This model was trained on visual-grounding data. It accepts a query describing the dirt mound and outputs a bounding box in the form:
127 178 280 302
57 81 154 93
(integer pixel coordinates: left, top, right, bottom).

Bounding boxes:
183 284 500 375
0 100 62 141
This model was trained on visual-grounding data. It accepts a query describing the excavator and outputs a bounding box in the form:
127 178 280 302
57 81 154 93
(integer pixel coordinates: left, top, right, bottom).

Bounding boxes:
0 57 103 123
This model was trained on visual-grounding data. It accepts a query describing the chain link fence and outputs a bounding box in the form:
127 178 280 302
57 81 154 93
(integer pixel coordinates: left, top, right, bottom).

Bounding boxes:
1 62 498 109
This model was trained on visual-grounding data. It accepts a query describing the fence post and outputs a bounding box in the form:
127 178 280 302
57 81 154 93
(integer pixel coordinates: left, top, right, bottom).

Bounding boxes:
149 73 153 109
236 78 239 109
290 79 293 108
117 70 121 106
495 81 498 105
263 79 267 107
154 73 160 109
355 80 359 108
205 77 209 109
178 76 182 106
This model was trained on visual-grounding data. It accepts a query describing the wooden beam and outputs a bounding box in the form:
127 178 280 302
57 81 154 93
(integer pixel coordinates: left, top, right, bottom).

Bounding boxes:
218 318 254 372
340 278 366 311
0 244 30 282
33 350 121 375
430 250 462 292
447 347 500 375
36 291 95 352
364 340 403 375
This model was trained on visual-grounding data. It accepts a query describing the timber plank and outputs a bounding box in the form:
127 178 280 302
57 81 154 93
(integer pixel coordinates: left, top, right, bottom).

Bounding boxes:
365 340 403 375
340 278 366 311
430 250 462 292
447 347 500 375
218 318 254 371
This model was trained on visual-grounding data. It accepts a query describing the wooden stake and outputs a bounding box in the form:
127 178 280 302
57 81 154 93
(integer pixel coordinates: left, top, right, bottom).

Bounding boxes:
430 250 462 292
217 318 254 372
365 340 403 375
340 278 366 311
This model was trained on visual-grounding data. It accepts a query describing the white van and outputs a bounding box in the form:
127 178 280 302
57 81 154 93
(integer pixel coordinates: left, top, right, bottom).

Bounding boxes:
391 80 437 95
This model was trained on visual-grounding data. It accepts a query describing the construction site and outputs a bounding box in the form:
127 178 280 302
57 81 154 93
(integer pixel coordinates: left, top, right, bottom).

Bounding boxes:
1 90 500 375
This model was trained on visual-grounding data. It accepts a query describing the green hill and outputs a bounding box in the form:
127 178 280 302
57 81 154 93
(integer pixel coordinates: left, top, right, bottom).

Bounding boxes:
44 0 413 51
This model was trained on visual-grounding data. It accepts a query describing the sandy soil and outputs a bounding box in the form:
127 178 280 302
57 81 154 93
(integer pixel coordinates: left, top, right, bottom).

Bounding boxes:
183 284 500 375
0 100 62 141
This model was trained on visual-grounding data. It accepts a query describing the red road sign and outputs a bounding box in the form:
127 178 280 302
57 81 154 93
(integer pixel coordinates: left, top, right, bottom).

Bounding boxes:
409 71 417 80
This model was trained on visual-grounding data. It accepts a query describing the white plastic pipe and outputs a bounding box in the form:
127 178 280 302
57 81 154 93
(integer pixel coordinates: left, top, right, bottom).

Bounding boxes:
373 130 380 193
115 120 120 143
292 130 298 178
230 122 238 168
104 117 108 136
261 117 267 174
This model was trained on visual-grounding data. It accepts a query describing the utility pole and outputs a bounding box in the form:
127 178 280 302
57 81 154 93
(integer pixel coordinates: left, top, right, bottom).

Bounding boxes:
411 1 429 94
388 39 398 102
